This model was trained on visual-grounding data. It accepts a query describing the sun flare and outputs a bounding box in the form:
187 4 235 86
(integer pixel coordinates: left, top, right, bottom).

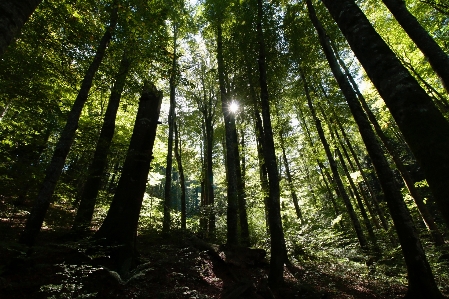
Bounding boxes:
229 101 239 113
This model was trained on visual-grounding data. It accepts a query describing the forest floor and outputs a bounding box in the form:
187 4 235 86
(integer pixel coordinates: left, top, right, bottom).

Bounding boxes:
0 198 447 299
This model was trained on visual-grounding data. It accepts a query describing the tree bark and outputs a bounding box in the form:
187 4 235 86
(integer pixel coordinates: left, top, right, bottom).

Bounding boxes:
254 109 270 234
309 1 444 296
238 123 250 246
163 24 178 233
0 0 42 56
217 21 239 246
257 0 287 288
72 50 131 232
174 120 186 230
330 36 445 245
95 82 162 275
381 0 449 93
18 5 118 246
322 0 449 232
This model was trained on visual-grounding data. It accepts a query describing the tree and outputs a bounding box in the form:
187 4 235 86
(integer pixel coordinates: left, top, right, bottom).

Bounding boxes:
162 21 178 233
95 82 163 275
256 0 287 288
174 119 186 229
19 2 119 246
0 0 43 56
72 49 132 232
321 0 449 231
381 0 449 93
308 1 444 296
302 70 367 249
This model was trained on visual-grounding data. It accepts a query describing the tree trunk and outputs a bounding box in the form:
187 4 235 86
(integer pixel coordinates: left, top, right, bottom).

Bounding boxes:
18 6 118 246
309 1 444 296
95 82 162 275
254 109 270 234
174 120 186 230
335 147 378 249
381 0 449 93
333 126 382 230
0 0 42 56
217 21 239 246
72 50 131 232
279 131 303 221
330 37 445 245
257 0 287 288
322 0 449 232
238 124 250 246
163 24 178 233
302 71 367 249
205 114 215 239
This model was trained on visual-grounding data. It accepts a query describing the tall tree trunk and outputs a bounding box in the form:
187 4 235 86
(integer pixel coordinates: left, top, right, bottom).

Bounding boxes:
308 2 444 296
381 0 449 93
95 82 162 275
333 126 382 230
0 0 42 56
217 21 239 246
330 37 445 245
163 24 178 233
322 0 449 232
297 106 342 226
279 131 303 221
335 147 378 248
18 6 118 246
238 123 250 246
72 50 131 232
254 109 270 234
205 115 215 239
302 71 367 249
174 120 186 230
257 0 287 288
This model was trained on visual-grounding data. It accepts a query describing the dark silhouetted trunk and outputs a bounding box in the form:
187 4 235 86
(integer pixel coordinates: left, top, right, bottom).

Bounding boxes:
163 24 178 233
330 36 445 245
95 83 162 275
217 21 239 246
19 6 118 246
174 120 186 229
257 0 287 288
381 0 449 92
205 113 215 238
254 109 270 233
72 50 131 232
309 1 444 296
238 124 250 246
322 0 449 234
0 0 43 56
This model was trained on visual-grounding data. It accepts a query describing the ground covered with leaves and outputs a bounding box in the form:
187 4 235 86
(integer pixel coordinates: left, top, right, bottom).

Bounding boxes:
0 199 448 299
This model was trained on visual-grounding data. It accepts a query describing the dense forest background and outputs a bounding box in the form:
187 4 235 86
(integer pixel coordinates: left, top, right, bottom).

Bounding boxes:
1 0 449 298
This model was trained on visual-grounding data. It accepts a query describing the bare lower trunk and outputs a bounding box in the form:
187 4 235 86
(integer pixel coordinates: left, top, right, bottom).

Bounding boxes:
174 121 186 229
95 83 162 275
